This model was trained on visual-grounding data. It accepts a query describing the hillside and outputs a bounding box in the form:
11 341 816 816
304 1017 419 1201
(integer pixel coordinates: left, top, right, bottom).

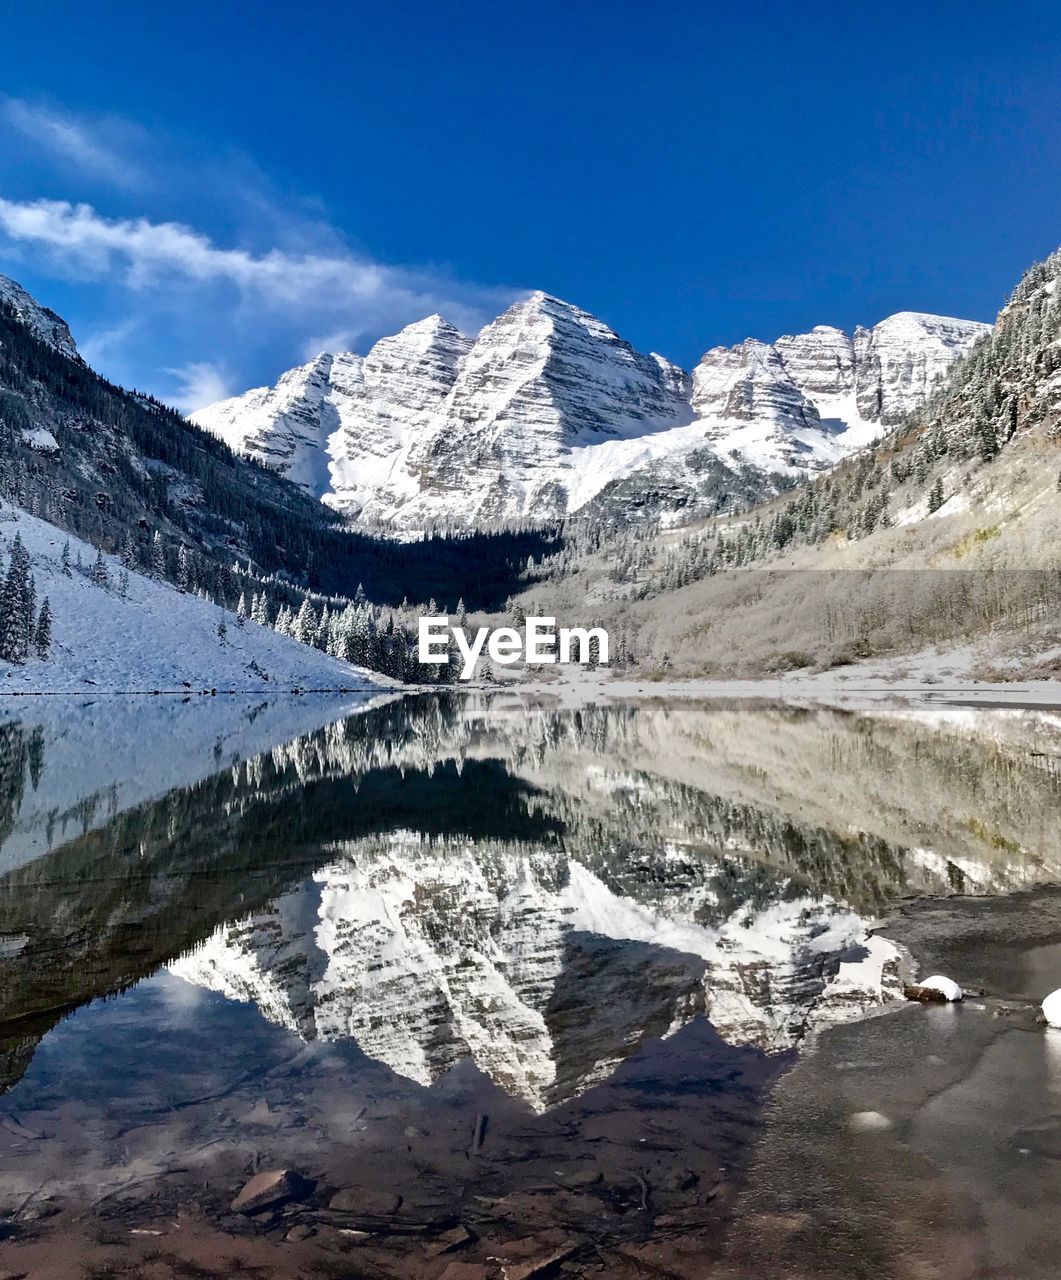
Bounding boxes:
0 504 381 693
0 281 554 614
509 247 1061 678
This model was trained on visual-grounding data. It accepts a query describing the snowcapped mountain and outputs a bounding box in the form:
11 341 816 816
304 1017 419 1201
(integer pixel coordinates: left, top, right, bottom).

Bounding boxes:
192 352 349 495
195 294 988 530
687 312 991 474
195 292 695 526
0 274 79 360
194 317 474 504
172 832 898 1111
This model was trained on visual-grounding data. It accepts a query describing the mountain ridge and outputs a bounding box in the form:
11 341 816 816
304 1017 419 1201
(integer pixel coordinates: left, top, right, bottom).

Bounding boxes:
194 292 987 530
512 245 1061 678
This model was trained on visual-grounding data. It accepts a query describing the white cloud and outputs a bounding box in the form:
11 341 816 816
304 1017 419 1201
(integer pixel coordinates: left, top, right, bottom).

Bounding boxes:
78 316 141 367
167 361 234 414
0 102 522 406
0 196 512 345
2 100 143 188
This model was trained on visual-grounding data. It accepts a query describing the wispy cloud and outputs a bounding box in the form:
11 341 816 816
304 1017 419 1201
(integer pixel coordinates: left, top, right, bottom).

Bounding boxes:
77 315 140 367
0 197 498 326
2 99 144 189
0 103 520 409
167 361 234 413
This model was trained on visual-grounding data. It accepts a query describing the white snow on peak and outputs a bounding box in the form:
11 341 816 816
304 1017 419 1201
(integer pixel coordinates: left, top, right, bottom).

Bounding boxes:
195 293 989 529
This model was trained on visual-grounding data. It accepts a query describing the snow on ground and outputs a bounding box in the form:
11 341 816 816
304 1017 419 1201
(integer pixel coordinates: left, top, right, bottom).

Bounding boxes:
20 427 59 453
491 646 1061 712
560 404 885 514
0 504 385 693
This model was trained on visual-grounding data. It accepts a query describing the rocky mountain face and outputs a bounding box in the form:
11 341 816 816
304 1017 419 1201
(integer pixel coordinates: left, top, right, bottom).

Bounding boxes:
0 274 79 360
690 312 991 473
191 352 346 495
196 294 987 530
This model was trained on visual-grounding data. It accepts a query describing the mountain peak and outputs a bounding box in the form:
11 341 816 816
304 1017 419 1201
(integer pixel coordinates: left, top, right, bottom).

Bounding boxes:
394 312 463 339
196 292 988 528
0 275 79 360
872 310 991 338
514 289 594 321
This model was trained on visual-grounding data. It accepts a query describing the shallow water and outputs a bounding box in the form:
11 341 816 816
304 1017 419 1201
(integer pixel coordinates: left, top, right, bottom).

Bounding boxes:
0 692 1058 1278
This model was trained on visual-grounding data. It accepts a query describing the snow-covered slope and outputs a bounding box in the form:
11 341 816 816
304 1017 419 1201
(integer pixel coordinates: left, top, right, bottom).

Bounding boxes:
191 353 356 494
192 319 472 507
197 295 987 530
0 274 79 359
0 505 381 693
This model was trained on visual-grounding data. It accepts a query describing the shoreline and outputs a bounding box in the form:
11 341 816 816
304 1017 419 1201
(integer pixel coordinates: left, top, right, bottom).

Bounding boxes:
717 884 1061 1278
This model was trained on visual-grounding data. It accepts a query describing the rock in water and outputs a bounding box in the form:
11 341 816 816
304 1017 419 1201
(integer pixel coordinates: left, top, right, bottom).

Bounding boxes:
1042 989 1061 1027
915 975 963 1002
328 1187 402 1215
231 1168 313 1214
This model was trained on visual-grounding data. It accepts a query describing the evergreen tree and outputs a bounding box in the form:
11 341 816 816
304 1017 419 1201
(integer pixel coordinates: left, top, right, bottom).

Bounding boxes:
151 531 166 579
60 540 72 577
927 476 945 514
294 598 318 645
33 598 51 659
976 415 999 463
0 536 31 663
121 529 140 571
315 604 332 650
177 544 192 592
91 548 109 588
22 572 35 656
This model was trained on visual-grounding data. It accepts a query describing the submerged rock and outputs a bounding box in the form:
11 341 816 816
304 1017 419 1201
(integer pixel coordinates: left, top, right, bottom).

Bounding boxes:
328 1187 402 1215
231 1168 313 1214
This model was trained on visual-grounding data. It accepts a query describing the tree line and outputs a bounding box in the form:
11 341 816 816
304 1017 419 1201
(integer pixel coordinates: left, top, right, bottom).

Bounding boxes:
0 532 51 663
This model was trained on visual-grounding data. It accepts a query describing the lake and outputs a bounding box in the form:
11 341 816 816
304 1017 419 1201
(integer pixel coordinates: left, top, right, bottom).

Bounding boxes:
0 691 1060 1279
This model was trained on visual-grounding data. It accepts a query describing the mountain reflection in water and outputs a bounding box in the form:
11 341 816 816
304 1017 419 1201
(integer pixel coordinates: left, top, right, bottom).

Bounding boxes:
0 692 1058 1279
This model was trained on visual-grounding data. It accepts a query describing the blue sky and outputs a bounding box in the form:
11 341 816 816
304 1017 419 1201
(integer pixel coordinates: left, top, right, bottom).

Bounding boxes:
0 0 1058 410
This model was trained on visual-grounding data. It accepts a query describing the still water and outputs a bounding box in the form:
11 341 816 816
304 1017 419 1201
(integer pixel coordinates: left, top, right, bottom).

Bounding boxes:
0 692 1059 1278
